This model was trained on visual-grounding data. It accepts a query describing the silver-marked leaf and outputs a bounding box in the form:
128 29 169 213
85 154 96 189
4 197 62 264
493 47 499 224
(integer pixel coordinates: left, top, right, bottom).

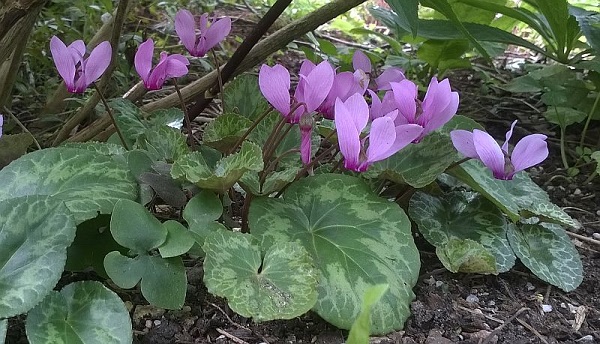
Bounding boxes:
172 141 263 193
239 166 300 196
62 142 127 156
25 281 132 344
148 108 184 129
369 115 482 188
249 174 419 334
203 113 253 152
135 126 188 163
110 199 166 253
0 148 137 223
0 196 76 318
507 223 583 292
109 98 148 141
104 252 186 309
223 74 271 120
436 238 498 274
449 160 579 228
0 133 34 168
203 230 318 321
158 220 195 258
409 191 515 273
0 319 6 344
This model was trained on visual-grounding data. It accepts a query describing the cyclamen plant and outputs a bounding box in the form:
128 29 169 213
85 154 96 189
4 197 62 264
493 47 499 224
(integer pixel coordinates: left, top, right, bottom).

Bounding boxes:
0 4 584 343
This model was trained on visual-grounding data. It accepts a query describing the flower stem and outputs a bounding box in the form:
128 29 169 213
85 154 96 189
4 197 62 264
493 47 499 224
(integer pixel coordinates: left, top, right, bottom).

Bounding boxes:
578 90 600 156
2 106 42 150
228 106 273 155
211 49 225 110
94 83 129 150
173 79 196 151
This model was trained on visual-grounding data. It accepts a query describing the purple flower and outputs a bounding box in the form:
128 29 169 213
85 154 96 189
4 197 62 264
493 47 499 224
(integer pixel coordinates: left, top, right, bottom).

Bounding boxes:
135 39 190 90
390 77 459 142
375 67 405 91
335 93 423 172
175 10 231 57
0 114 3 139
368 90 397 120
352 50 372 73
317 70 367 120
49 36 112 93
450 120 549 180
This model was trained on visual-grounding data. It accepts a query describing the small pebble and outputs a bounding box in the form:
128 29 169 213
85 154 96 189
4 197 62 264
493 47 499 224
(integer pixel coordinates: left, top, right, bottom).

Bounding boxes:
145 319 153 328
466 294 479 303
488 300 496 306
526 282 535 291
547 185 554 191
576 335 594 342
435 281 444 288
153 320 161 326
542 304 553 313
592 233 600 240
561 302 567 308
574 188 582 195
596 210 600 216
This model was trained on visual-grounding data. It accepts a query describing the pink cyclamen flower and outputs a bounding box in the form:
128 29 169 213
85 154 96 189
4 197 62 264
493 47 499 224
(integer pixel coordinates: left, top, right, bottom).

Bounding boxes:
0 114 3 138
450 120 549 180
135 39 189 90
390 77 459 142
175 10 231 57
50 36 111 93
317 70 367 120
335 93 423 172
375 67 405 91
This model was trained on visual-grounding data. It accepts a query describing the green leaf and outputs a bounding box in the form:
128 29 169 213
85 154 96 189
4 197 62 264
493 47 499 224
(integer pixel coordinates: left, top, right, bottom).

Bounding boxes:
158 220 195 258
203 230 318 321
0 196 76 318
409 191 515 273
503 75 543 93
591 151 600 174
109 98 148 141
239 166 300 196
223 74 271 120
437 238 498 274
62 142 126 156
203 113 253 152
370 115 482 188
249 174 420 334
0 148 137 223
110 199 167 253
104 252 186 309
0 319 6 344
347 284 389 344
532 0 571 53
183 191 225 249
0 133 34 168
543 106 588 126
507 223 583 292
171 141 264 193
135 126 188 163
448 160 579 229
147 108 184 129
417 39 471 72
385 0 419 37
570 6 600 54
25 281 132 344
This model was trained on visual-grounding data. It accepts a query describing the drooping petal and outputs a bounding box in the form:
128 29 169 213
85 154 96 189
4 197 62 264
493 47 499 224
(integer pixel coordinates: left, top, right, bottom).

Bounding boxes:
502 120 518 153
202 17 231 55
135 39 155 83
450 129 479 159
473 129 506 179
422 91 458 135
375 67 405 91
258 64 291 116
342 92 370 133
83 41 112 86
301 60 334 112
334 98 362 170
352 50 371 72
175 10 198 56
510 134 548 175
366 116 396 163
391 80 417 123
50 36 76 91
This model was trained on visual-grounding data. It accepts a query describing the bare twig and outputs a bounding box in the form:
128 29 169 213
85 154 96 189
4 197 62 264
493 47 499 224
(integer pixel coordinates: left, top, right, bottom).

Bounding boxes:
2 106 41 150
482 307 530 344
209 303 270 343
215 328 250 344
566 231 600 247
515 318 550 344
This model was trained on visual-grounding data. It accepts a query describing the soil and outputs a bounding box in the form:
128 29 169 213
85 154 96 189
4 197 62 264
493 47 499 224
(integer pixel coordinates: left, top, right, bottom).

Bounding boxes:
5 3 600 344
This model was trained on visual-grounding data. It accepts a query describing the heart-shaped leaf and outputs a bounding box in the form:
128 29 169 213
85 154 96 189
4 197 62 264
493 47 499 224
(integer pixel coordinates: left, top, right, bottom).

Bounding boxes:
25 281 132 344
203 230 318 321
239 166 300 196
183 191 226 250
172 141 263 193
136 126 189 163
0 196 76 318
0 148 137 223
436 238 498 274
449 160 579 228
203 113 253 152
507 223 583 292
409 191 515 273
223 74 271 120
158 220 195 258
249 174 419 334
110 199 166 254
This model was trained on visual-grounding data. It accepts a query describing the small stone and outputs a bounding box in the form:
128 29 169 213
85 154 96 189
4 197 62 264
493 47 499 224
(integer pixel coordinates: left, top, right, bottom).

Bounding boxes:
561 302 567 308
547 185 554 191
576 335 594 342
592 233 600 240
574 188 582 195
145 319 153 328
466 294 479 303
435 281 444 288
542 304 553 313
596 210 600 216
526 282 535 291
488 300 496 306
153 320 161 326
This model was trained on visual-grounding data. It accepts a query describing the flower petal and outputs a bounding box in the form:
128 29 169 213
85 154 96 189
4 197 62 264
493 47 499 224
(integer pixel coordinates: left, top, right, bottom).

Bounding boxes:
386 124 423 158
135 39 155 83
366 116 396 163
334 98 362 171
175 10 198 56
390 80 417 123
342 92 370 133
473 129 506 179
50 36 76 90
502 120 518 153
83 41 112 86
422 90 458 135
352 50 371 72
510 134 548 175
258 64 291 116
450 129 479 159
302 60 334 112
203 17 231 54
164 54 190 78
375 67 405 90
317 71 355 119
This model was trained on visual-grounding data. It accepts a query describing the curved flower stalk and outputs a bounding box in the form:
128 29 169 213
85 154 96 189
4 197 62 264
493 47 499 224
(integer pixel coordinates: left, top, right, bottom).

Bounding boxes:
49 36 112 93
451 120 549 180
135 39 190 90
390 77 459 142
175 10 231 57
335 93 423 172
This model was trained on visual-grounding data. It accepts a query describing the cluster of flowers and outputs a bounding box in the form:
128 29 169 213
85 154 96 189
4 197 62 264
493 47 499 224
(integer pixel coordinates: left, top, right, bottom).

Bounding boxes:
259 51 549 179
49 10 231 93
